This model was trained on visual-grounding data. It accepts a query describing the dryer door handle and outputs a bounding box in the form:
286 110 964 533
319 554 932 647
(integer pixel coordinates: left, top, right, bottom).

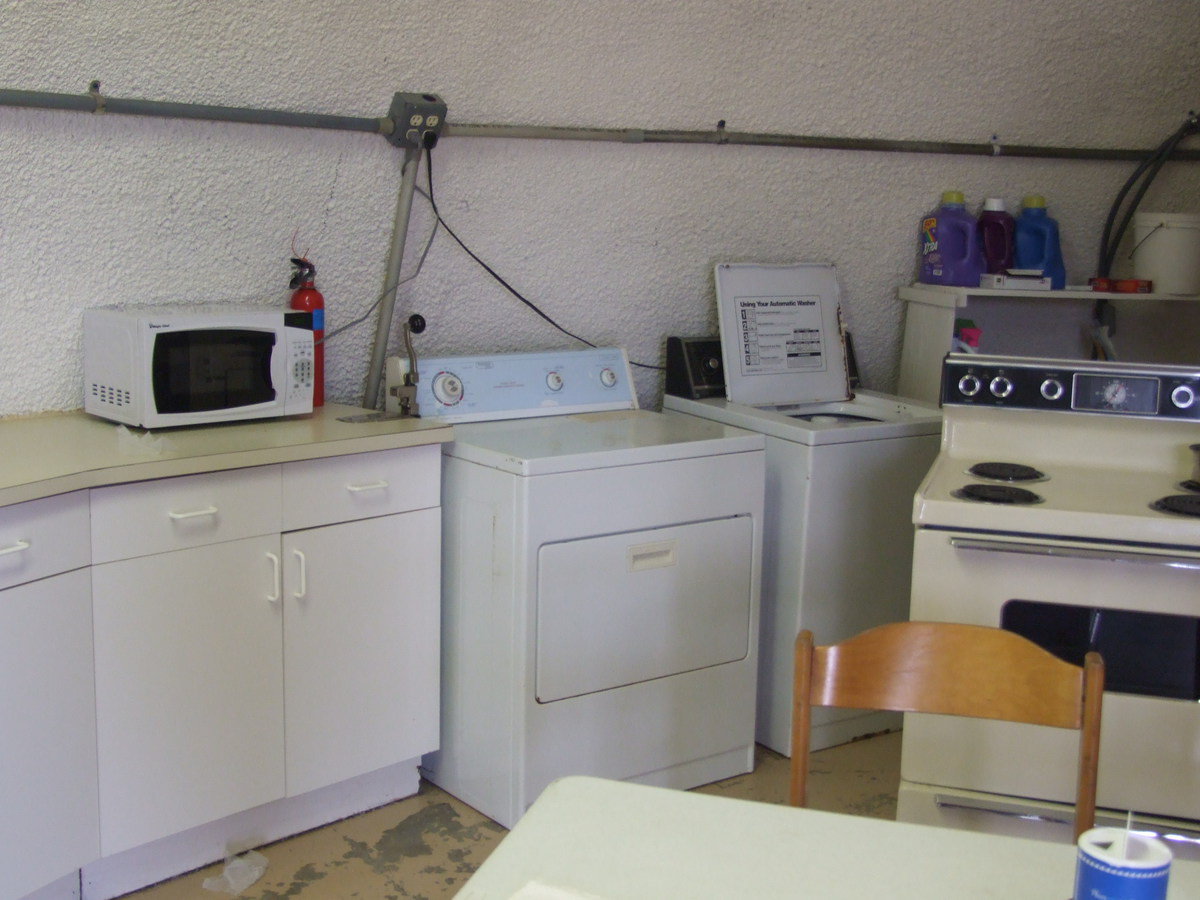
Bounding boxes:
628 540 677 572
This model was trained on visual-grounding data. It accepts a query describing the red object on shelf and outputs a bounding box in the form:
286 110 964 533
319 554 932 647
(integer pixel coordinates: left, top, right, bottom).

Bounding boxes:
289 259 324 406
1089 277 1153 293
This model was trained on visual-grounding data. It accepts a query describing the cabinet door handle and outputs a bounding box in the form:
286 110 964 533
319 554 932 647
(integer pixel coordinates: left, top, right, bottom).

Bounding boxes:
167 505 219 521
266 552 281 603
345 480 388 493
292 549 307 599
0 538 31 557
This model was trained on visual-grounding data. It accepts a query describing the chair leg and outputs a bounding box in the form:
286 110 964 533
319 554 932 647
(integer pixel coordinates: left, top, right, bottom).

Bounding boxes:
789 630 815 807
1074 651 1104 840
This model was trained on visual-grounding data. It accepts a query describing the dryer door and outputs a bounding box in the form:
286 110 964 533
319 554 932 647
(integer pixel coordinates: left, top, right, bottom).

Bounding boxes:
535 515 753 703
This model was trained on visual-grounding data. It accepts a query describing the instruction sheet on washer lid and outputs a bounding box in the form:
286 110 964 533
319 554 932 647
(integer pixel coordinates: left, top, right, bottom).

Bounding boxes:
734 294 827 376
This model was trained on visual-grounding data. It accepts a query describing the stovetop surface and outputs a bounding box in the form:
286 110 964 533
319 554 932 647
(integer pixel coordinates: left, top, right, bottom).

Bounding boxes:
918 452 1200 544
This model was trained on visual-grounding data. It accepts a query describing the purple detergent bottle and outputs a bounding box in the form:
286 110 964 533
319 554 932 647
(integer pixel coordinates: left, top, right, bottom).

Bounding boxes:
1014 195 1066 289
978 198 1015 274
919 191 985 287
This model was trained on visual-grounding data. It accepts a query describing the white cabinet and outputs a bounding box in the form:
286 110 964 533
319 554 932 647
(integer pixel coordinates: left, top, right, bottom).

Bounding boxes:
0 492 98 900
92 534 286 855
897 283 1200 404
280 446 441 797
90 445 441 856
282 508 440 796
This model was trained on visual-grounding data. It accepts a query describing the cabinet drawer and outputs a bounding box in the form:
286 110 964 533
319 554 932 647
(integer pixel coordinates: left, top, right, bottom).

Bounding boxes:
0 491 90 591
281 444 440 531
91 466 281 564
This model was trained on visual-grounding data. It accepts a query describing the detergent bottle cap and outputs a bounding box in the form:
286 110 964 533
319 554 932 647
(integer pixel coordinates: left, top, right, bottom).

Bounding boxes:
1022 194 1047 209
941 190 966 205
982 197 1008 212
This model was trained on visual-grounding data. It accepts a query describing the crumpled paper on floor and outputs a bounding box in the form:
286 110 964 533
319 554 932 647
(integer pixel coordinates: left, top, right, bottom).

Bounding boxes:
202 850 268 895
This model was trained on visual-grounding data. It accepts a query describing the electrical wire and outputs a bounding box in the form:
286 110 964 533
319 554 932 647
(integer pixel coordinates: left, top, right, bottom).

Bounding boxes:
1098 112 1199 278
422 145 664 371
317 203 440 346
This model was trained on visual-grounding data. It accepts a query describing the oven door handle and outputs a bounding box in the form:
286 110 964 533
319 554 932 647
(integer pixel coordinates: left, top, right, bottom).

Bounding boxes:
949 537 1200 571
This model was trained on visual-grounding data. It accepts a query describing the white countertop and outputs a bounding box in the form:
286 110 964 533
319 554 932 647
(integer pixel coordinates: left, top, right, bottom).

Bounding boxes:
459 776 1200 899
0 404 453 508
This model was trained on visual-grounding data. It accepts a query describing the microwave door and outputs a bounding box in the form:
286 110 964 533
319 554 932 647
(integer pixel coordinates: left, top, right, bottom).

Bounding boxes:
152 329 278 416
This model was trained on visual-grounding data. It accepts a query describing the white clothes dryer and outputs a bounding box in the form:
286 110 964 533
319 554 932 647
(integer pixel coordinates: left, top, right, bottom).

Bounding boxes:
405 348 765 828
662 263 942 755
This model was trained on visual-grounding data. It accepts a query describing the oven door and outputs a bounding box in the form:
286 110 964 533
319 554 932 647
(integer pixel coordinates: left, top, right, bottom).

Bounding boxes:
902 527 1200 823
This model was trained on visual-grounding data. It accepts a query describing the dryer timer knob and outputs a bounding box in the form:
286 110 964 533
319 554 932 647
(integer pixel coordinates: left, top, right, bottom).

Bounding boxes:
957 374 982 397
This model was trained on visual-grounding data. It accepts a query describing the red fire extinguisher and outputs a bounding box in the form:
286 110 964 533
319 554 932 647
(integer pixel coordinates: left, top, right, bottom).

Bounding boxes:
289 257 324 407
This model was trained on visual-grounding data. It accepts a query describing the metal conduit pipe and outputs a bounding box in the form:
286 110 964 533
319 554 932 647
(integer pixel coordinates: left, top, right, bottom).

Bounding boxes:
1 86 1196 162
444 122 1200 163
0 86 390 135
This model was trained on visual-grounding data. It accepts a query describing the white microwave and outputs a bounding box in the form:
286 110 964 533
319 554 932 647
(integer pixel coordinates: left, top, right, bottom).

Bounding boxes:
83 305 315 428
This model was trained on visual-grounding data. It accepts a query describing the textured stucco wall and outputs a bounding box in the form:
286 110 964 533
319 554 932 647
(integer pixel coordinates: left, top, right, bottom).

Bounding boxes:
1 0 1197 415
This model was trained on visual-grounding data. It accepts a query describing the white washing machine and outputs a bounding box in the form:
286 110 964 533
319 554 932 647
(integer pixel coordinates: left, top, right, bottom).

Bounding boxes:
663 263 942 755
403 348 765 828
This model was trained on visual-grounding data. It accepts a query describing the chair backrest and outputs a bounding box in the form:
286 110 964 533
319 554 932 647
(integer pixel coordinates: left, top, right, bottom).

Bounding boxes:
789 620 1104 840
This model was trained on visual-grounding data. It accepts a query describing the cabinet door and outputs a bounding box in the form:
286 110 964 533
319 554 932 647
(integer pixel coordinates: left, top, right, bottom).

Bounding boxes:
283 507 440 796
93 536 285 855
0 568 98 899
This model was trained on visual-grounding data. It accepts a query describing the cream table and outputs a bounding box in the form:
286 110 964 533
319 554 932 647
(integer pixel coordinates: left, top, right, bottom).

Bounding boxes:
459 776 1200 899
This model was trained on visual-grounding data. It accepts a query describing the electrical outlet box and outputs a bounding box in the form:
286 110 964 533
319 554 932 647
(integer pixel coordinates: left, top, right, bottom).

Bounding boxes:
386 92 448 150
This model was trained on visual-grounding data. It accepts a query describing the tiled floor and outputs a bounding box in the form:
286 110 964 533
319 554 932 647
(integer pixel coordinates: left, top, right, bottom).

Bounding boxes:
125 731 901 899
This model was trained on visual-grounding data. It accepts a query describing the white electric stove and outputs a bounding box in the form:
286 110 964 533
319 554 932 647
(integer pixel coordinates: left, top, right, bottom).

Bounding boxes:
900 353 1200 856
664 263 942 754
398 348 766 828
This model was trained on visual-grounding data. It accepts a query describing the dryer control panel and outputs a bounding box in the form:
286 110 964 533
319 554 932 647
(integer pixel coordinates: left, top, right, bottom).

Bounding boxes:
385 347 637 423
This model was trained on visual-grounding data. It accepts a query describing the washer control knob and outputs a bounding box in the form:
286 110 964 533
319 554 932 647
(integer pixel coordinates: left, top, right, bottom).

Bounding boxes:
431 371 464 406
1171 384 1196 409
1040 378 1065 401
546 371 564 392
599 367 618 388
957 374 982 397
989 376 1014 399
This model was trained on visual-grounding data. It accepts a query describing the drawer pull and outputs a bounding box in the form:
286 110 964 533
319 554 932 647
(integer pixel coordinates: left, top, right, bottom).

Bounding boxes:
266 552 281 603
293 549 307 599
167 505 219 521
0 538 31 557
345 480 389 493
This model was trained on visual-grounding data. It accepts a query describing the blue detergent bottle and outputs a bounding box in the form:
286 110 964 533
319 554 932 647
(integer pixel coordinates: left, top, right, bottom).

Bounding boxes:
918 191 985 287
1014 195 1066 289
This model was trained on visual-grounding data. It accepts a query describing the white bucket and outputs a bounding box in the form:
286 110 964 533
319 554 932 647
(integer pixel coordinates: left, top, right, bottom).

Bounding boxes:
1132 212 1200 295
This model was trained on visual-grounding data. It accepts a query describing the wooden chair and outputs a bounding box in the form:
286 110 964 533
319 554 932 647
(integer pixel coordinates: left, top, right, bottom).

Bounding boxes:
788 621 1104 840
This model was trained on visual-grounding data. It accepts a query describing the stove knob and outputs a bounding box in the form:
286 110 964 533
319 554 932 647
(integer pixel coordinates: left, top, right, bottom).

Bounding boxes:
1171 384 1196 409
1040 378 1065 401
957 374 982 397
989 376 1014 399
431 371 464 406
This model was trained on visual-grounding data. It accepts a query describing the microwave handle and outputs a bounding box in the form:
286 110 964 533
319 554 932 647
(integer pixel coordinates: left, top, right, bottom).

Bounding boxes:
949 536 1200 571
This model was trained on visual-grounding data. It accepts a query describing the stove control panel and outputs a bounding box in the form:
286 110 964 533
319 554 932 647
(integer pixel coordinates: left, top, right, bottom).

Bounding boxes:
941 354 1200 419
385 347 637 423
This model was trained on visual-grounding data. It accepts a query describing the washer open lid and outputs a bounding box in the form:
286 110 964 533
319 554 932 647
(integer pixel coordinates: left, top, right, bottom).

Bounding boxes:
715 262 851 406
